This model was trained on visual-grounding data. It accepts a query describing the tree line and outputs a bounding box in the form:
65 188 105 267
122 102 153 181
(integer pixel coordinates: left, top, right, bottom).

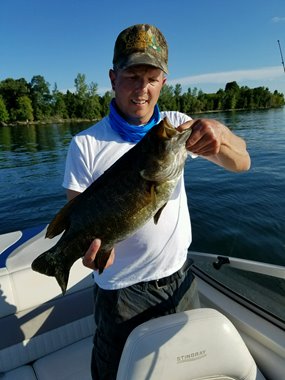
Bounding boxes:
0 74 284 124
158 81 284 113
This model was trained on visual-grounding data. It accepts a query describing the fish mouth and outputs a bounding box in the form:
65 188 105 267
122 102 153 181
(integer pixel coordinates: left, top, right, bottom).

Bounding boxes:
159 125 177 139
140 117 191 182
158 117 192 144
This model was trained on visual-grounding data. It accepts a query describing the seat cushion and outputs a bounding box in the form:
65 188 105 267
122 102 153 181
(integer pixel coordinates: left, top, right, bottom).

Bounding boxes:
2 365 37 380
33 336 93 380
117 308 263 380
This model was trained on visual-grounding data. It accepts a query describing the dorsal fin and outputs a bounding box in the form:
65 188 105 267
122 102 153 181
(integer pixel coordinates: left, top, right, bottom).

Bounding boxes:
46 198 76 239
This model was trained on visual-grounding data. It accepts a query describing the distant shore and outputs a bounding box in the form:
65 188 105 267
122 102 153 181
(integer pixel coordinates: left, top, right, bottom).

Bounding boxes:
1 106 284 127
0 118 99 127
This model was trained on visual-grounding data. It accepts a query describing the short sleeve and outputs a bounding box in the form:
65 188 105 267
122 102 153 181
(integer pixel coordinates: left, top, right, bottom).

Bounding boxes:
62 137 93 192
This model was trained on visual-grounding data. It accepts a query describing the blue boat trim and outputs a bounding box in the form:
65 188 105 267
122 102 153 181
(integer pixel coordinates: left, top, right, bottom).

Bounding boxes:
0 225 47 268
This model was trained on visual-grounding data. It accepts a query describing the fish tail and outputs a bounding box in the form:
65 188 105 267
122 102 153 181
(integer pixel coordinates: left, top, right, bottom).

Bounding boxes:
32 248 71 295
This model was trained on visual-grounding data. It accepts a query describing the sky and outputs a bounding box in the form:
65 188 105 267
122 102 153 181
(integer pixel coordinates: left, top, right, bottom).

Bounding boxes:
1 0 285 96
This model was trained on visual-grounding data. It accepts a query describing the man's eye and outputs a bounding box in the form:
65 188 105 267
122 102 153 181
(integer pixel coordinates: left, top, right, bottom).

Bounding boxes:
149 78 158 85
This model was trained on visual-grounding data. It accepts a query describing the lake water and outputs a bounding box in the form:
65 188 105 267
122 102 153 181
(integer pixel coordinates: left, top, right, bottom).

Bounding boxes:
0 109 285 269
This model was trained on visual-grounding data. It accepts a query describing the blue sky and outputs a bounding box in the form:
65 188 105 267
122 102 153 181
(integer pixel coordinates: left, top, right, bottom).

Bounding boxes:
1 0 285 95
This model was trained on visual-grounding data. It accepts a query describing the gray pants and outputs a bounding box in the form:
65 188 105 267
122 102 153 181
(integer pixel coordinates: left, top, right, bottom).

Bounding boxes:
91 258 200 380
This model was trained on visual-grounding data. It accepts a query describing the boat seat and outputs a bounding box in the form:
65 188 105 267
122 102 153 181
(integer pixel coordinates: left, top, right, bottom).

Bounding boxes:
1 365 37 380
0 225 95 378
32 336 93 380
117 308 266 380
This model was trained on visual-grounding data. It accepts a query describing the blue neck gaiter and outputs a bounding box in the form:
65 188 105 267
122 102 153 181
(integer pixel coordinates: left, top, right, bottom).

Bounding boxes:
109 99 161 143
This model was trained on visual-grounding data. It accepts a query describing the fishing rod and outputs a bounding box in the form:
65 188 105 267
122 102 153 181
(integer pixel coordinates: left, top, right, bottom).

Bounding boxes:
277 39 285 72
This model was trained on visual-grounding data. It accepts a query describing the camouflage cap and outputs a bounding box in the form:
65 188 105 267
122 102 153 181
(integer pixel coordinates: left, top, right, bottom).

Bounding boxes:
113 24 168 74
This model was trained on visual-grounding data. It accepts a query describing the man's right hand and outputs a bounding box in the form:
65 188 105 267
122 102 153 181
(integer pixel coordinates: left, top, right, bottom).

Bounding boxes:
82 239 115 271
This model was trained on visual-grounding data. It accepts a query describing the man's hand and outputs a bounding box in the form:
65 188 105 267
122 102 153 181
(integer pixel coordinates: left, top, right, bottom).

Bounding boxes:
177 118 226 156
177 118 251 172
82 239 115 271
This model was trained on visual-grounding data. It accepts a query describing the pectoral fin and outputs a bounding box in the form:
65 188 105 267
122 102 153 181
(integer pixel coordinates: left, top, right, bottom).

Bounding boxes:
153 203 167 224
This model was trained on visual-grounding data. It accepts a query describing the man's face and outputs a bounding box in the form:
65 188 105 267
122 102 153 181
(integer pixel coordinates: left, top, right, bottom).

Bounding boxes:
109 65 166 125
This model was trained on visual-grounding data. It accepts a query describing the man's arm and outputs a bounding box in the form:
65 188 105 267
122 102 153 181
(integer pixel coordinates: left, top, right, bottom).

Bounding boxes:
67 189 81 201
177 119 251 172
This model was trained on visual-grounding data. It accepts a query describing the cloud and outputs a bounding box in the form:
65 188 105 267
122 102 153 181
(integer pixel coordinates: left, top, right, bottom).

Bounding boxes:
168 66 284 87
271 16 285 23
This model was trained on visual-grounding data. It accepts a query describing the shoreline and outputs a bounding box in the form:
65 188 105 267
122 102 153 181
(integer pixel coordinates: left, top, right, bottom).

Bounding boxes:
0 118 99 127
1 106 284 127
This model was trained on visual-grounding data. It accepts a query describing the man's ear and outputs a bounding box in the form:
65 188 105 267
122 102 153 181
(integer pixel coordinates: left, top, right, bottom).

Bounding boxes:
109 69 116 91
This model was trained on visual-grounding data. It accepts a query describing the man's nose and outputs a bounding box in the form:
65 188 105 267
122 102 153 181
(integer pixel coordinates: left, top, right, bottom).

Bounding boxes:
135 77 148 91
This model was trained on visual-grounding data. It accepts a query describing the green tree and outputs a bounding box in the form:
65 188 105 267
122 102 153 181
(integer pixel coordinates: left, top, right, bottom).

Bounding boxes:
236 86 253 109
213 89 224 110
51 83 68 119
74 73 88 98
180 89 192 114
73 73 87 117
30 75 52 120
173 84 182 111
0 95 9 122
82 96 101 119
74 74 102 119
271 90 285 107
225 81 240 93
100 91 113 117
158 84 176 110
0 78 30 116
83 81 101 119
12 96 34 121
252 87 271 108
198 92 216 112
64 90 78 118
223 81 240 110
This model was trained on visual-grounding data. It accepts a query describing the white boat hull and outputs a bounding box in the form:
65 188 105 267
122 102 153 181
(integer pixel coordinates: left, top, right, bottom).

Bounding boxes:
0 226 284 379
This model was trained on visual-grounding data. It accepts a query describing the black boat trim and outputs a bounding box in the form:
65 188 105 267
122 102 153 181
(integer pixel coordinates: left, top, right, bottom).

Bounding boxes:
192 264 285 331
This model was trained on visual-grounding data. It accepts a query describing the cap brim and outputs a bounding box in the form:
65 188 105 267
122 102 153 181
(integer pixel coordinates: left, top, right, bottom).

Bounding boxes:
116 52 168 74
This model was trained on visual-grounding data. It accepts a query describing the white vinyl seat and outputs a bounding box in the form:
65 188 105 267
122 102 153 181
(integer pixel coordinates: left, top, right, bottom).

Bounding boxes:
1 365 37 380
117 308 266 380
32 336 93 380
0 225 94 379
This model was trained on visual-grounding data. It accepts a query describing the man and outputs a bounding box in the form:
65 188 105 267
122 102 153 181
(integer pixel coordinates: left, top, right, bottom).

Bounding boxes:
63 24 251 379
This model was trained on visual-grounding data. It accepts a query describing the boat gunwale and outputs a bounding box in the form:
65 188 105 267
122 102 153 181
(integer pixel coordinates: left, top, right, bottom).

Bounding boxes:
192 263 285 331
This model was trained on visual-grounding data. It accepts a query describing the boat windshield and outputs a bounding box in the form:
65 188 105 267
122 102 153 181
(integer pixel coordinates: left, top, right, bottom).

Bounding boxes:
191 253 285 327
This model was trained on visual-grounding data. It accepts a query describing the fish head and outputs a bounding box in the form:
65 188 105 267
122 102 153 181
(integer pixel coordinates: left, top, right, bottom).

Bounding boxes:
140 117 192 183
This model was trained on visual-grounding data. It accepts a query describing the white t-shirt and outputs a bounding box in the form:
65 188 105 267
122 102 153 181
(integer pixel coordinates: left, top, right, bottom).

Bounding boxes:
63 111 194 289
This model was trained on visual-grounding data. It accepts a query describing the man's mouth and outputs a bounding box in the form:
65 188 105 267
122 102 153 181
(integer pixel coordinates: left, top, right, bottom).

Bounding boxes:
131 99 148 105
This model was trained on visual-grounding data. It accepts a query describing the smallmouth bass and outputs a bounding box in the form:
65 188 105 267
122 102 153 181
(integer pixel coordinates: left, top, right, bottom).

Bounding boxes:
32 117 192 293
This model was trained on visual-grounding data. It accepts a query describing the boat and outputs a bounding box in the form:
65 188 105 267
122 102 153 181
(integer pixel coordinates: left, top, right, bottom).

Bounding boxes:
0 225 284 379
